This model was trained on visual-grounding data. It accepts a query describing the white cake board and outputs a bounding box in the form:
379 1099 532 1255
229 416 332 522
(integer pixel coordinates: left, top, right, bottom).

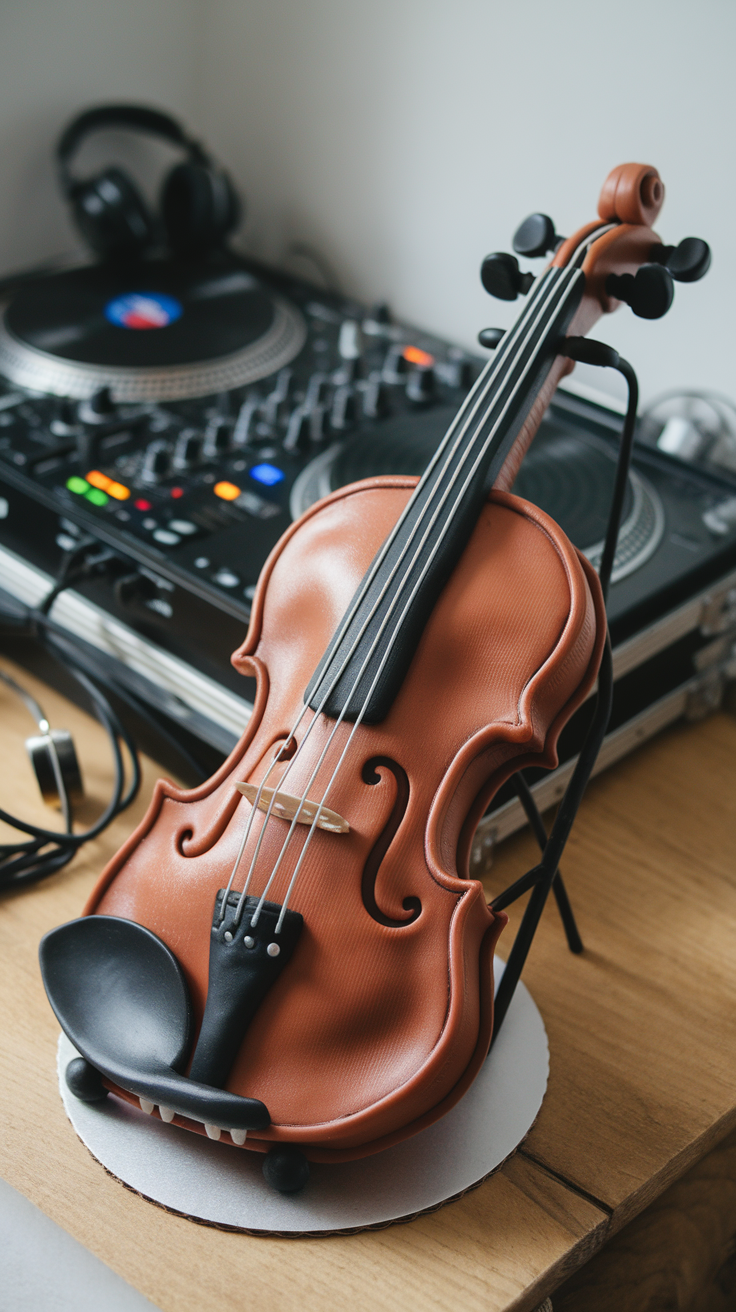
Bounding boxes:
56 959 548 1235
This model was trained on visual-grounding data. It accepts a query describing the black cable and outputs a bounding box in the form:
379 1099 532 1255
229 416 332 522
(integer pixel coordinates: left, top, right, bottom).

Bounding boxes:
0 555 142 891
40 618 210 784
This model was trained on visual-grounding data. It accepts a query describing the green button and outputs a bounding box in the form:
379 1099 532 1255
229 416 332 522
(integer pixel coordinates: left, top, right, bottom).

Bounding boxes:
85 488 109 506
66 476 89 495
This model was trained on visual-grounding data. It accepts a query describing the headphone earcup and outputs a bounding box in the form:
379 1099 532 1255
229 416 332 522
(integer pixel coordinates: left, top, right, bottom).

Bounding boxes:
71 166 157 260
161 162 241 257
26 730 85 809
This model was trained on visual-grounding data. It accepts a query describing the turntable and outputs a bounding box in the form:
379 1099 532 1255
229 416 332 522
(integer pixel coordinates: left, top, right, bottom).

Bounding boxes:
0 256 305 400
1 250 735 857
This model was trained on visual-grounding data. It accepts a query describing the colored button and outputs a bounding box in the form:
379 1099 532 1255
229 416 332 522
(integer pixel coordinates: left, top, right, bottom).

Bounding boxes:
85 488 109 507
214 480 242 501
169 519 197 535
402 345 435 367
214 568 240 588
153 529 181 545
134 498 152 511
86 469 110 491
66 476 89 495
249 462 284 487
107 481 130 501
170 486 184 499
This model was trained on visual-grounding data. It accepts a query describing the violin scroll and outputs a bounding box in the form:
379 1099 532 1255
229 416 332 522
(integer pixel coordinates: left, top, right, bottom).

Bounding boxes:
597 162 665 226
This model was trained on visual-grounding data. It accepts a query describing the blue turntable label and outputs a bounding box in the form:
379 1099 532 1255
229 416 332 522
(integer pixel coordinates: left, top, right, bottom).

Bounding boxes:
104 292 183 330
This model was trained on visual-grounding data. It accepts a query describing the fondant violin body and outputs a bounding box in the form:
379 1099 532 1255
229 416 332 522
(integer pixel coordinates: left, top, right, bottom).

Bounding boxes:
42 164 695 1181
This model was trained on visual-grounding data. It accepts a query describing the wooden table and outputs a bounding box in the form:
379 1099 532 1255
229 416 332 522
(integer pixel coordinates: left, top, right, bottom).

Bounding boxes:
1 655 735 1312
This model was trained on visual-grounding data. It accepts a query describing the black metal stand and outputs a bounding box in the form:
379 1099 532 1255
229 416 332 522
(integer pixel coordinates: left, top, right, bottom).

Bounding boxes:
490 342 638 1040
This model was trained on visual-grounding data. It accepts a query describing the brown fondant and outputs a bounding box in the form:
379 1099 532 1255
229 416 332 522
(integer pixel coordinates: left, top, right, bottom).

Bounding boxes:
87 478 604 1160
507 162 666 488
597 162 664 227
78 166 658 1163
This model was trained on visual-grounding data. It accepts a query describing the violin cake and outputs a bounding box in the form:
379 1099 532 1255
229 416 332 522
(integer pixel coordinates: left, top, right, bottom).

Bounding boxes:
41 163 703 1195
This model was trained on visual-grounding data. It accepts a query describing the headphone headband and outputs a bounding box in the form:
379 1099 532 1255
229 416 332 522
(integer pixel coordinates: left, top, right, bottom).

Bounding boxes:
57 104 210 197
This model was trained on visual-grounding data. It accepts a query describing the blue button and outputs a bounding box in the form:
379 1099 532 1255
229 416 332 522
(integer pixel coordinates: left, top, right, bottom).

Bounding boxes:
249 462 284 487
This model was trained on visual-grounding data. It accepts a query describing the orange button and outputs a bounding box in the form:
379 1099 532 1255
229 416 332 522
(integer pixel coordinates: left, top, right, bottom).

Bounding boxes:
402 345 435 367
214 481 241 501
106 481 130 501
86 469 112 491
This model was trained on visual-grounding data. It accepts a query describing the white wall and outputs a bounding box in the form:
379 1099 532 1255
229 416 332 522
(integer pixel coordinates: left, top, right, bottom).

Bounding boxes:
0 0 733 407
0 0 200 274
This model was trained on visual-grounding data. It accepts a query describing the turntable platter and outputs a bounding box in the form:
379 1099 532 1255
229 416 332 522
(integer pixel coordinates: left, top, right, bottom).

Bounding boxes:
0 258 306 401
291 404 665 583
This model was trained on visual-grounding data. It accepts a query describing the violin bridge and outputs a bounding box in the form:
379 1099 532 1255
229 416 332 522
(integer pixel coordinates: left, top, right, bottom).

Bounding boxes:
235 782 349 833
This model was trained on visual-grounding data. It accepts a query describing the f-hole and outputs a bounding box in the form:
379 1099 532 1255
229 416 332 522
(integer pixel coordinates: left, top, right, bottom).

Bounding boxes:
361 757 420 927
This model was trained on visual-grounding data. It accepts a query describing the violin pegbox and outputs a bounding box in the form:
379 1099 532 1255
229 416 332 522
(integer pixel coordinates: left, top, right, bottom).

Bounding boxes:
483 163 711 330
555 162 711 324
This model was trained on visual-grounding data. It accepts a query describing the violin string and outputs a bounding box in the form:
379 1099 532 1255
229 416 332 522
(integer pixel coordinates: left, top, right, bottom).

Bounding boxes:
217 259 556 920
247 244 605 928
234 228 607 925
220 259 567 920
295 228 612 719
271 276 599 929
232 258 580 924
231 224 611 926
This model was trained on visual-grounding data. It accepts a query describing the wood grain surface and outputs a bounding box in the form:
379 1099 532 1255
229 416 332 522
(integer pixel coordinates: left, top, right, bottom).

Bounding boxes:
1 654 735 1310
553 1124 736 1311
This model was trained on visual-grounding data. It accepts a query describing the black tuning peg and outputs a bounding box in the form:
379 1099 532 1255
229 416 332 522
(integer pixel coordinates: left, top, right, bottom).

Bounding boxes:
512 213 563 259
649 237 711 284
480 252 534 301
605 265 675 320
477 328 505 350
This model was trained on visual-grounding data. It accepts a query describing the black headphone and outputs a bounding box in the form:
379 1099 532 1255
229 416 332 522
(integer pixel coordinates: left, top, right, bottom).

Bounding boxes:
57 104 241 262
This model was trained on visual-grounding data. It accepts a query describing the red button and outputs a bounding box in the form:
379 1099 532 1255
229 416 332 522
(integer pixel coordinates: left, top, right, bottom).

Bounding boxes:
170 486 184 498
134 498 152 511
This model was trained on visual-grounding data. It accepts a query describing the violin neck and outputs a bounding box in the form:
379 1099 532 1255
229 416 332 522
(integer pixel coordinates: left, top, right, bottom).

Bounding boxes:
306 263 586 724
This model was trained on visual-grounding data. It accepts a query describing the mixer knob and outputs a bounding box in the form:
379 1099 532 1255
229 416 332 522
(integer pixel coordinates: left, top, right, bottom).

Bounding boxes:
382 345 410 383
305 373 330 408
141 439 170 483
262 369 293 425
203 417 231 459
336 320 364 382
406 365 434 405
233 396 260 447
330 385 357 431
362 371 389 420
309 404 328 443
338 320 364 362
173 428 202 469
440 356 473 390
78 386 116 426
50 398 79 437
283 406 312 452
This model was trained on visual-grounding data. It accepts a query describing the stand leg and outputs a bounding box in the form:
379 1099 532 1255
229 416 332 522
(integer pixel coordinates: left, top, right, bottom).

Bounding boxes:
491 637 613 1042
511 773 583 954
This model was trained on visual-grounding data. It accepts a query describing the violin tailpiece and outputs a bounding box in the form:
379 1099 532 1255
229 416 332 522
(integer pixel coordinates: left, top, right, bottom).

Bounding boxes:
40 914 273 1132
188 891 304 1088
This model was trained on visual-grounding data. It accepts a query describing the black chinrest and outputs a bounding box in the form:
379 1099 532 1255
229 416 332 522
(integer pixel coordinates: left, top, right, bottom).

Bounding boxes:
39 915 270 1131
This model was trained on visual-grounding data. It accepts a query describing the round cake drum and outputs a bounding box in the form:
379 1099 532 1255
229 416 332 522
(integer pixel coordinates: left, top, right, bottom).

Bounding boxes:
0 259 306 401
